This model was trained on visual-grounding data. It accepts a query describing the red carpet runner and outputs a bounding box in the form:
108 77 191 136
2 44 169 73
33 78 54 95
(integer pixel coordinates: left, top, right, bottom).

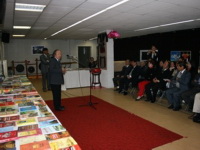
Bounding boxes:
46 96 183 150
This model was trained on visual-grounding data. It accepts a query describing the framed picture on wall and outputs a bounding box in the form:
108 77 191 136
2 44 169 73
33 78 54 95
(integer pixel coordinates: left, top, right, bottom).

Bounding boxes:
140 50 148 61
170 51 191 61
32 46 44 54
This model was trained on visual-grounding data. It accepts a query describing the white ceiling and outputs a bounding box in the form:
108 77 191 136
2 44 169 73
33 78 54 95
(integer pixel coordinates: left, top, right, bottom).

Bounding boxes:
2 0 200 40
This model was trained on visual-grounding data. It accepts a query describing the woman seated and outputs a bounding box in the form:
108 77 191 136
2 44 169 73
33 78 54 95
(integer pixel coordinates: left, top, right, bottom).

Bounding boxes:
136 60 157 100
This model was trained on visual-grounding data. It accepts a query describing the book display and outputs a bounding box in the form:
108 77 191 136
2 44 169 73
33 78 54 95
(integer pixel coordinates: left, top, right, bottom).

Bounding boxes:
0 75 81 150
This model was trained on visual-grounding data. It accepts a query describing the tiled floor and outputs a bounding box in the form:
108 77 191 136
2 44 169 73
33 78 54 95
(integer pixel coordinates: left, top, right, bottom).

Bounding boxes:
30 78 200 150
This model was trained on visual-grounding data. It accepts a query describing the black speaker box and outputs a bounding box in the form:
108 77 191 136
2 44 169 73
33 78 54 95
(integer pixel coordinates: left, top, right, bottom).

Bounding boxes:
2 32 10 43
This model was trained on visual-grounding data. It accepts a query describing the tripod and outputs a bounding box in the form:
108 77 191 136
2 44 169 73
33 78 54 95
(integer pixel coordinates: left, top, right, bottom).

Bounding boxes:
79 69 98 110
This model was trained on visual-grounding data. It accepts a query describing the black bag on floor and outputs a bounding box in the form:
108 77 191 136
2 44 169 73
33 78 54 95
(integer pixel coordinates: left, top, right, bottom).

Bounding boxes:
193 114 200 123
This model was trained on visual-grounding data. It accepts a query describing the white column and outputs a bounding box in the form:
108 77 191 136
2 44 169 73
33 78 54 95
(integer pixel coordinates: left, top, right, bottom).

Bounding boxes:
100 38 114 88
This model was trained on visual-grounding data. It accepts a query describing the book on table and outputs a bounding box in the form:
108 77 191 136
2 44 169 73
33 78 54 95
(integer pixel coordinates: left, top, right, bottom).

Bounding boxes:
0 130 18 143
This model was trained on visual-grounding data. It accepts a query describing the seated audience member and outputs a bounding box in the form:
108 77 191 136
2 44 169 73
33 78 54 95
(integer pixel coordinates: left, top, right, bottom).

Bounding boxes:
166 61 191 111
158 60 164 72
113 59 131 90
186 61 197 83
118 59 140 95
191 93 200 123
145 60 171 103
136 60 157 100
88 57 97 68
147 45 159 62
181 67 200 110
169 61 177 77
138 61 148 82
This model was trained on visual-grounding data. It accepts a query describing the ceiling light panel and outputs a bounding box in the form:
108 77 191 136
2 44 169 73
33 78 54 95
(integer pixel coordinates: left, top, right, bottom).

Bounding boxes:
13 26 31 29
15 3 46 12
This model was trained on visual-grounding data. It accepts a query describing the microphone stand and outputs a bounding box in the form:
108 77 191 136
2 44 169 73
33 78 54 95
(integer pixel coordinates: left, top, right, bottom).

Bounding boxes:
66 55 98 109
79 68 98 110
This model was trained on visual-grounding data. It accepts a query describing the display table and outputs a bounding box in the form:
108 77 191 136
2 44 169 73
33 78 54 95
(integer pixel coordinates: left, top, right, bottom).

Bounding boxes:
0 75 81 149
62 69 90 90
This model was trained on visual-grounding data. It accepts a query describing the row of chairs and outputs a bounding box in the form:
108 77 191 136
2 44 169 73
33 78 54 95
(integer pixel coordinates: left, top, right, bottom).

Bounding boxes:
127 83 190 112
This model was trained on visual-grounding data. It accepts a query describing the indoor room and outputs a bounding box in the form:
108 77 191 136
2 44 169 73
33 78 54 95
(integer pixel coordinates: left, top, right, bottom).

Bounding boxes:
0 0 200 149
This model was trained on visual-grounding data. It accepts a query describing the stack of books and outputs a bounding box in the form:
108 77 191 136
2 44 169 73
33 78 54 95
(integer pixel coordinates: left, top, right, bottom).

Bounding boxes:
0 75 81 150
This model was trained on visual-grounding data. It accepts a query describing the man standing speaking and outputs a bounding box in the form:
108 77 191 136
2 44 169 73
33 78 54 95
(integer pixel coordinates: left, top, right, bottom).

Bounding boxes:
49 49 67 111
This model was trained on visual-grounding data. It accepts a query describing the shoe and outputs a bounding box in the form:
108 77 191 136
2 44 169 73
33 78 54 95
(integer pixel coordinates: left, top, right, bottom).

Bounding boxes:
123 91 128 95
114 88 119 91
150 100 155 103
48 88 51 91
118 89 122 93
136 95 144 100
188 113 196 119
173 106 182 111
43 89 47 92
55 106 65 111
168 105 174 109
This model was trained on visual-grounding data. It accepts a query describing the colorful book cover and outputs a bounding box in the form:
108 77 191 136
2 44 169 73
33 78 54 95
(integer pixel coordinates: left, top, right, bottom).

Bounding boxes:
0 106 18 116
0 122 15 128
38 106 49 113
0 131 18 143
18 124 39 131
20 110 39 119
0 96 13 102
20 140 51 150
19 135 50 150
41 125 66 134
34 100 46 106
49 136 78 150
0 115 20 122
0 140 16 150
39 111 53 117
19 106 37 112
45 131 70 141
13 95 26 101
18 128 42 138
0 102 15 107
39 119 59 128
16 118 37 127
38 116 56 122
15 100 34 107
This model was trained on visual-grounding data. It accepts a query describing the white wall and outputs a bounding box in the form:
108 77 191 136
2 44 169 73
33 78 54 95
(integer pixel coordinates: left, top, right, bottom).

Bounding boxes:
4 39 97 68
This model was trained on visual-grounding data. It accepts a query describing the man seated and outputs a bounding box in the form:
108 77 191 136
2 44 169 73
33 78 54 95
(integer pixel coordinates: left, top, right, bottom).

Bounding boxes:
166 61 191 111
118 59 140 95
145 60 171 103
113 59 131 91
181 67 200 111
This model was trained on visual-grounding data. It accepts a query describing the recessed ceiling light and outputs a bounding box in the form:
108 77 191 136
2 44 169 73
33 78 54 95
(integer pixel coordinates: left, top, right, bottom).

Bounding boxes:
135 19 195 31
13 26 31 29
50 0 130 37
15 3 46 12
12 35 26 37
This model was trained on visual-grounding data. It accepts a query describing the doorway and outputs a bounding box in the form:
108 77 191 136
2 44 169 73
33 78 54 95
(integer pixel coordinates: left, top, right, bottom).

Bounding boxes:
78 46 91 68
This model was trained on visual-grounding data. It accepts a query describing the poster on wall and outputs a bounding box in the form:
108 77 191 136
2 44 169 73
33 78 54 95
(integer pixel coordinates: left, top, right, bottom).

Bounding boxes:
170 51 191 61
32 46 45 54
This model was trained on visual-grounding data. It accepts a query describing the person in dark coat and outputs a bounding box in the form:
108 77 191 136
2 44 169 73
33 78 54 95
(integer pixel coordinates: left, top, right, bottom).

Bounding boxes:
145 60 171 103
49 49 67 111
40 48 51 92
113 59 131 90
166 61 191 111
118 59 140 95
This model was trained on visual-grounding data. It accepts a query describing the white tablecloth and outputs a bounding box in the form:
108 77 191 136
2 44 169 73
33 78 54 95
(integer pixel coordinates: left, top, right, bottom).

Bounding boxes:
61 69 90 90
